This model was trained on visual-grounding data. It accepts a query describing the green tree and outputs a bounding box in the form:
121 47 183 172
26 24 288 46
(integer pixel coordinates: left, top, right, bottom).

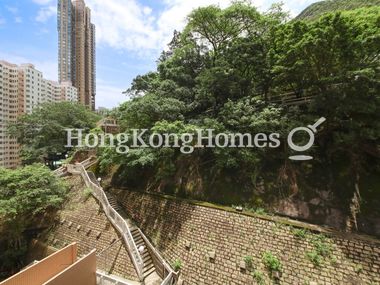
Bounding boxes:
8 101 100 164
106 4 380 232
0 164 68 276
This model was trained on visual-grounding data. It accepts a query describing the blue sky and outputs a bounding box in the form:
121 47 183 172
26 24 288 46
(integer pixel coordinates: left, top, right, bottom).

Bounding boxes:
0 0 318 109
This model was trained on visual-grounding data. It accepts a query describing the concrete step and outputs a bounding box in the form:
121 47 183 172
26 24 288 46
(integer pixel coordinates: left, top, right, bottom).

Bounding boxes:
144 272 162 285
144 264 156 277
105 192 121 211
134 236 143 244
101 191 161 283
144 259 153 269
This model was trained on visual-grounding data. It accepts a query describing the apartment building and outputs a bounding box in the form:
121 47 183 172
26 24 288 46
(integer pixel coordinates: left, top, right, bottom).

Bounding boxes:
0 61 21 168
0 60 78 168
58 0 96 110
19 63 45 114
60 80 79 101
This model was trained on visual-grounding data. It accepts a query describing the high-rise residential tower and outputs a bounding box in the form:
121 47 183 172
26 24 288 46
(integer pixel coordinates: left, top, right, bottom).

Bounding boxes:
0 60 78 168
58 0 96 110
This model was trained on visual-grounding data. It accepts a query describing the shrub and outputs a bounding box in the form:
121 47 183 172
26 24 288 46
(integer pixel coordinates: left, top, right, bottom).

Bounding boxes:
255 208 266 215
244 255 253 270
252 270 266 285
306 250 323 267
83 187 93 200
292 228 308 239
312 235 331 257
306 235 332 267
172 259 182 271
262 251 282 272
355 264 363 274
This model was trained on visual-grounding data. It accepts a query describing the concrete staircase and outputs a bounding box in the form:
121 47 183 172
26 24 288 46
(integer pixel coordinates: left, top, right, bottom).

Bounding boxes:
130 228 157 280
105 192 122 213
104 192 162 285
65 163 177 285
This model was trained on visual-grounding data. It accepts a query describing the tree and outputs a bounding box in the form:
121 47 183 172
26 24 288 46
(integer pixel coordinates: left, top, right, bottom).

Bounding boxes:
106 3 380 232
8 101 100 164
117 94 186 130
273 8 380 230
0 164 68 275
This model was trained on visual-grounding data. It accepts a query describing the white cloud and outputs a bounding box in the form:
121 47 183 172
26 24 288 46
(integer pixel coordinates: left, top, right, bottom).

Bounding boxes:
15 17 23 24
0 18 5 26
86 0 158 52
36 28 50 35
85 0 319 55
36 5 56 23
95 83 128 108
6 6 19 14
32 0 54 5
0 52 57 81
87 0 273 56
282 0 317 17
30 0 314 54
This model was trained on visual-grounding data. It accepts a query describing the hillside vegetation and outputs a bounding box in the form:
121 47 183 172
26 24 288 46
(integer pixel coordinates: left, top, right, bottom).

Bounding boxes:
0 165 67 279
297 0 380 20
91 3 380 234
8 3 379 235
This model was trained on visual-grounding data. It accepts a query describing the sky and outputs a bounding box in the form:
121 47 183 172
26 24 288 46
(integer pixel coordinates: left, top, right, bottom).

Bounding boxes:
0 0 318 109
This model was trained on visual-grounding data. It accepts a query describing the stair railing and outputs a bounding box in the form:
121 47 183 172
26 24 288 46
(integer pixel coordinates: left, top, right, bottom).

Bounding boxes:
66 163 144 281
62 160 179 284
96 270 136 285
137 229 179 285
53 166 66 177
80 156 97 168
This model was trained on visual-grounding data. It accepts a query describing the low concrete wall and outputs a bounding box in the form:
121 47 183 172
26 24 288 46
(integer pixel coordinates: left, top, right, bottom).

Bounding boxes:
0 243 77 285
45 249 96 285
116 189 380 285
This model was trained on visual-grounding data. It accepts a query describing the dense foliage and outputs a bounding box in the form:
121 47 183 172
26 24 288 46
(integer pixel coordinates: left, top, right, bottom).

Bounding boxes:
8 101 100 164
102 3 380 232
296 0 380 21
0 164 67 277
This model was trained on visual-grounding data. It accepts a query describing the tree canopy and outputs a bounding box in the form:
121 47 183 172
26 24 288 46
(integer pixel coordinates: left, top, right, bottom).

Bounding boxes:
102 3 380 232
0 164 67 276
296 0 380 21
8 101 100 164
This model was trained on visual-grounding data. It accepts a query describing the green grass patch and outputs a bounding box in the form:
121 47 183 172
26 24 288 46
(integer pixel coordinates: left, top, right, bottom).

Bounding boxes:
292 228 308 239
252 270 266 285
172 259 182 272
262 251 282 273
83 187 93 201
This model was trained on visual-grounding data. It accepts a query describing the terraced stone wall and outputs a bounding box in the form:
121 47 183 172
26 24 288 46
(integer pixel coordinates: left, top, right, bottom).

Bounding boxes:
115 189 380 285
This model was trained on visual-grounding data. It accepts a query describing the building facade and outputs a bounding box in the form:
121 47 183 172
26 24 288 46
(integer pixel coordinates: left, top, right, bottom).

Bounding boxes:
0 60 78 168
60 81 79 102
58 0 96 110
0 61 20 168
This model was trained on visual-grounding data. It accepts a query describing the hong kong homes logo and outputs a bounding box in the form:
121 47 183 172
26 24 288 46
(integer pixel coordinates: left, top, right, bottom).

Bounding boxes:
65 117 326 161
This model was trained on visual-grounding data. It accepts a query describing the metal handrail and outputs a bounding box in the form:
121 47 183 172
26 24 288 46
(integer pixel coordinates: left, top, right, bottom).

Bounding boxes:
66 163 144 280
81 156 97 168
161 273 173 285
137 229 177 284
53 166 66 177
96 270 137 285
58 160 178 284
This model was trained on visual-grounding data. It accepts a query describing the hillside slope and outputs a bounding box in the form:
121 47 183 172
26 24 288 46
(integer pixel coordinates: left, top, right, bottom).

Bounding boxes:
296 0 380 20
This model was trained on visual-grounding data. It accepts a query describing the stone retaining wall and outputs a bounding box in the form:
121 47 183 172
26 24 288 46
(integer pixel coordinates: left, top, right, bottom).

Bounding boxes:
115 189 380 285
